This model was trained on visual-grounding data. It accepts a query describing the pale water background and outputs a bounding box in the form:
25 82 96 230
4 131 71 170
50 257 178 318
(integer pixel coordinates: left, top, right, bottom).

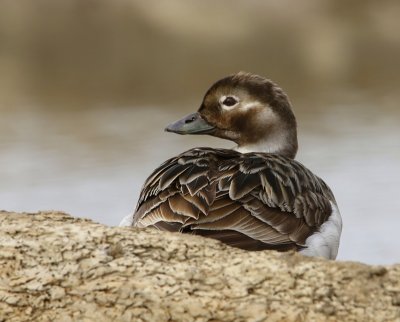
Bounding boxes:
1 104 399 265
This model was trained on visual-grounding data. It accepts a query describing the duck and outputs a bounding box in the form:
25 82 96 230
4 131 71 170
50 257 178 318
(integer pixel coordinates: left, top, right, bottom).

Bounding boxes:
124 72 342 260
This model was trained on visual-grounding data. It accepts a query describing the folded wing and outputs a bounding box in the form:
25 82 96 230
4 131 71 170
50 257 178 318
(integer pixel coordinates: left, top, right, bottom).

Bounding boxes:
133 148 335 251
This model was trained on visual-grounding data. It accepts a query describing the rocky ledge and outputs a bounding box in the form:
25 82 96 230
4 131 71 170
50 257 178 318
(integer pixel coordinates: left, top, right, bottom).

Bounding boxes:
0 211 399 322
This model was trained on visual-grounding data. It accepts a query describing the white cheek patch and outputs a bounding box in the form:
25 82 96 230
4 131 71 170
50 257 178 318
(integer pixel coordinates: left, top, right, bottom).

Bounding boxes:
240 102 260 111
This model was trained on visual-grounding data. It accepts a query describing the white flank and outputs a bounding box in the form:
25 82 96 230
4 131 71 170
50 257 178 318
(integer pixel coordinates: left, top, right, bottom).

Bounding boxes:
119 214 134 227
300 201 343 260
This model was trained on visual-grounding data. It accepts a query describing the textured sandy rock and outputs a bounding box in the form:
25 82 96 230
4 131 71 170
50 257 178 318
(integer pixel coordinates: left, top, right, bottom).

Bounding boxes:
0 211 399 322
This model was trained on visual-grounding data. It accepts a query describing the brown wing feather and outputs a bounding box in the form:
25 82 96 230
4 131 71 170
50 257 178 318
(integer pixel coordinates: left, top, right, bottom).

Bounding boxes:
133 148 335 252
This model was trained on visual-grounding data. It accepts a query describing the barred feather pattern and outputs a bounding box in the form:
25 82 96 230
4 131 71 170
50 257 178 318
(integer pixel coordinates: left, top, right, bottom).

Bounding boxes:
133 148 336 252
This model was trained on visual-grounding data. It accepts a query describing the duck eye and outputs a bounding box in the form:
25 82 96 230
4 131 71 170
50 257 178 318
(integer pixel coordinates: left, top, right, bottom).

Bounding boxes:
222 96 237 107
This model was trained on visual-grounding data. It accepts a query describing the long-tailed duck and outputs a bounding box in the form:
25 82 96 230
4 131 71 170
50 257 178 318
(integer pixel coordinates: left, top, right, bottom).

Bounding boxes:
123 72 342 259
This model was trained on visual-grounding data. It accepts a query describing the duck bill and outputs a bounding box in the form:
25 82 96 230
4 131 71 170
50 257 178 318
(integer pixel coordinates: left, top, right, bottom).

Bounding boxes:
164 112 215 135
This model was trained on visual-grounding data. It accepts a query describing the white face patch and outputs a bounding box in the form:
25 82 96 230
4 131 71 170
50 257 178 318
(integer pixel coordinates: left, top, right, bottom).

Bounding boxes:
219 95 239 110
220 94 263 112
240 101 260 111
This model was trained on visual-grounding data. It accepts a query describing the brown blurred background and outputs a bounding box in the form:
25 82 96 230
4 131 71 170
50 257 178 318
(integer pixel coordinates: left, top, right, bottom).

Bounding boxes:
1 0 399 108
0 0 399 264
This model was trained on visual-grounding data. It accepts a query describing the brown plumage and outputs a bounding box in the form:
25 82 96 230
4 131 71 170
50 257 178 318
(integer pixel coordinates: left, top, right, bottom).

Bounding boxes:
133 148 334 251
130 72 342 257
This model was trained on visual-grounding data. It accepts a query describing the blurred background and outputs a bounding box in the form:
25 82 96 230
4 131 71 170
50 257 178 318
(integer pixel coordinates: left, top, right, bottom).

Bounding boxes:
0 0 399 264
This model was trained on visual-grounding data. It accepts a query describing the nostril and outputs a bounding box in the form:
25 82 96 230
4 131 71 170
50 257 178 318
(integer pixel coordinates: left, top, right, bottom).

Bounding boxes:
185 116 196 124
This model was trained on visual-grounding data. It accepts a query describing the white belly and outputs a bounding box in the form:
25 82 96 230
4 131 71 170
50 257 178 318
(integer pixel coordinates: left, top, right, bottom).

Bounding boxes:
300 201 343 260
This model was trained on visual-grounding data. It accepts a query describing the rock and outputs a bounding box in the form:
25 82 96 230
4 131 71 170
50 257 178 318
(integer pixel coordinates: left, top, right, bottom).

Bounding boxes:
0 211 399 322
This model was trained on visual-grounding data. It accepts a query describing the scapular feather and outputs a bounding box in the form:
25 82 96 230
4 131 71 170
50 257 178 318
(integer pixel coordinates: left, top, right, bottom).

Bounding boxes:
159 164 190 190
229 172 260 200
133 147 336 253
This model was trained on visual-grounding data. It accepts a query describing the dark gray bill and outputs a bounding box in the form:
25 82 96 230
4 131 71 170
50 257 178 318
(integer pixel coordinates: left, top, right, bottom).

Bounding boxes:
164 112 215 135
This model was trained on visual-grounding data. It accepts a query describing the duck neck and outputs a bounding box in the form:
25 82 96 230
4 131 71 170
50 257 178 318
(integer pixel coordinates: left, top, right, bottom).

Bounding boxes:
235 129 298 158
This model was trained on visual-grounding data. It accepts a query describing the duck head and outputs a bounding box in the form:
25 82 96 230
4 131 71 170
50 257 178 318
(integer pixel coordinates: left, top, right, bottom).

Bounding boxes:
165 72 298 159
